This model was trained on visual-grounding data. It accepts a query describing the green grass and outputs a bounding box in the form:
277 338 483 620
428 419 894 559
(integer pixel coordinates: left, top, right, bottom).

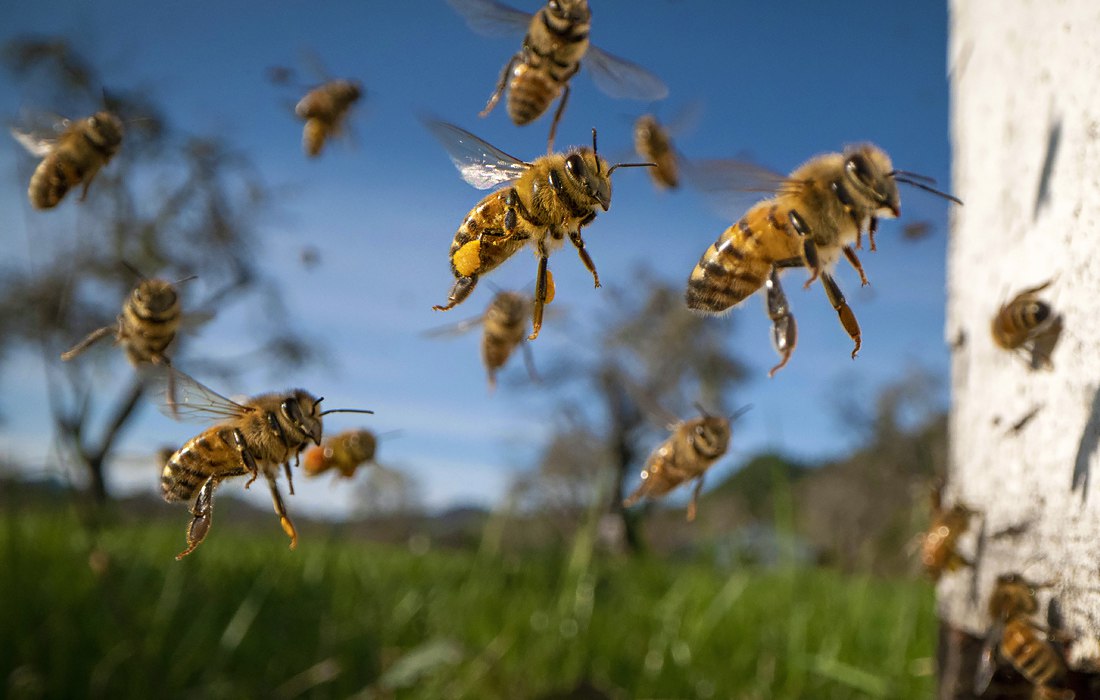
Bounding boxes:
0 506 936 699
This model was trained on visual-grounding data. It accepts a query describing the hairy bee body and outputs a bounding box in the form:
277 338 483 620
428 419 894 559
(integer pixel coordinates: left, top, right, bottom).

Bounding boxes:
23 111 123 209
61 278 182 366
160 375 328 560
504 5 589 127
431 120 641 341
295 79 361 157
303 429 377 479
992 280 1061 369
977 574 1074 700
633 114 678 189
623 412 732 522
918 485 973 580
482 291 530 387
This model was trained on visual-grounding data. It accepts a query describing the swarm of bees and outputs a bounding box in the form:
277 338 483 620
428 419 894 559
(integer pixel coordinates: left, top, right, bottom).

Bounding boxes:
975 574 1074 700
991 279 1063 370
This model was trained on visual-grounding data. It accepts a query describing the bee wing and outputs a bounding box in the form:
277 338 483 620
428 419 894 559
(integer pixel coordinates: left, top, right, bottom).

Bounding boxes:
684 158 798 195
9 110 72 157
584 45 669 101
423 313 488 338
145 366 250 423
423 119 530 189
973 621 1003 695
445 0 532 37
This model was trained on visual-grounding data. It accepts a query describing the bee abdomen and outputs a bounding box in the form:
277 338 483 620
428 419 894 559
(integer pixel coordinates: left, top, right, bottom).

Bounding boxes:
28 154 82 210
508 65 560 126
121 304 180 363
162 433 223 502
303 119 328 157
686 223 770 313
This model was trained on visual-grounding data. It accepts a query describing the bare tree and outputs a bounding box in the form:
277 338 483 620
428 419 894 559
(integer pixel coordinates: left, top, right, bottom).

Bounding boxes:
0 38 313 502
940 1 1100 696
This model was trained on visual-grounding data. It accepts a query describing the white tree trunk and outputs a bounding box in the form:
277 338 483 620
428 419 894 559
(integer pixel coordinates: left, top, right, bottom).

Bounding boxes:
944 0 1100 671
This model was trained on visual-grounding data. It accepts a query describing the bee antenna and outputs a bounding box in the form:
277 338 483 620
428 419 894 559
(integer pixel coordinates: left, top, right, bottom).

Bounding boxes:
729 404 752 422
591 127 601 174
319 408 375 417
120 260 147 281
894 176 964 205
173 274 199 286
887 169 938 185
607 162 657 176
693 402 712 417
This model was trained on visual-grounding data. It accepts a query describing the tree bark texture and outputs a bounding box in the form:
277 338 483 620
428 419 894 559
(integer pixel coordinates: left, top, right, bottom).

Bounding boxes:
944 0 1100 676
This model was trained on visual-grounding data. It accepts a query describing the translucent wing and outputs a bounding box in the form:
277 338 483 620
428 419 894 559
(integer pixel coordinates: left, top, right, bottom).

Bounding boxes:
972 621 1002 695
423 314 487 339
424 119 530 190
445 0 532 37
684 158 798 195
584 45 669 101
9 111 71 157
146 366 251 423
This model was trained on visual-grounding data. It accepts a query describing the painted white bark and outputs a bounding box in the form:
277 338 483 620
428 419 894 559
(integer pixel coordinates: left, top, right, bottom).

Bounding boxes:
943 0 1100 670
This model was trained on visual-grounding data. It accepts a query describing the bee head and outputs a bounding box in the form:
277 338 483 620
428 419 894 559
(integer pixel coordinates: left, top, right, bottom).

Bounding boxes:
634 114 658 140
989 573 1039 620
565 149 612 211
132 279 179 315
335 79 363 104
843 145 901 219
688 415 732 459
88 111 124 151
548 0 590 23
282 391 325 446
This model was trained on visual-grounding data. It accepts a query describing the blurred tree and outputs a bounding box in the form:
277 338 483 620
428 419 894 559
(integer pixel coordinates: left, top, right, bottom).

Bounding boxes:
514 270 748 552
0 37 313 502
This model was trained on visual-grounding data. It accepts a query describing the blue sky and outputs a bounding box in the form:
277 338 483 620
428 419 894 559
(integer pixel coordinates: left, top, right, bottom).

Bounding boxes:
0 2 954 516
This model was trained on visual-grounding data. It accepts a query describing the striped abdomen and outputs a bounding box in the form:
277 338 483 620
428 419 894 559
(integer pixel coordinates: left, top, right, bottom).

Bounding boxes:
1000 618 1067 691
161 428 247 502
686 201 802 313
992 299 1052 349
507 8 588 125
449 190 529 278
119 280 181 366
28 150 87 210
482 298 527 377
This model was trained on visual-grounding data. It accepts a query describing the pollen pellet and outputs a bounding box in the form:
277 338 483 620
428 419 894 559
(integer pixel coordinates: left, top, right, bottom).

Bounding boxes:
544 269 555 304
454 240 482 277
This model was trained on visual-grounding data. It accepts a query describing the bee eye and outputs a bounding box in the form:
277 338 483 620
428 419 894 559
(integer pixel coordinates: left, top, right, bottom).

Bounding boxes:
846 154 876 189
565 153 586 180
549 0 561 12
695 425 706 436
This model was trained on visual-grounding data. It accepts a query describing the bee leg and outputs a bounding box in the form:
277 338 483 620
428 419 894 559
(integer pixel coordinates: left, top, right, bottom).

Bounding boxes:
60 325 114 361
787 210 821 288
265 472 298 550
546 83 571 154
229 428 261 489
686 475 705 522
529 254 552 341
867 217 878 252
568 228 600 288
842 246 870 286
283 462 295 496
176 476 219 560
434 274 479 312
821 272 861 358
78 164 103 201
622 480 647 509
481 53 519 118
765 267 798 377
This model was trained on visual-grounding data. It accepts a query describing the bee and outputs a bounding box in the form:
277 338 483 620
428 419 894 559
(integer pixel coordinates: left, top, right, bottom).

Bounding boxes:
992 279 1062 370
11 110 124 209
623 405 748 522
916 481 973 580
975 574 1074 700
295 79 362 157
60 272 194 368
685 146 962 372
157 368 372 559
447 0 667 152
303 429 378 479
633 113 680 190
426 119 653 340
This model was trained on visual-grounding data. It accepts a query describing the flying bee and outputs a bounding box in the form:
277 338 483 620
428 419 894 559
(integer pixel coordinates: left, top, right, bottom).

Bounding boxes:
11 110 123 209
303 429 378 479
426 119 653 340
634 113 680 190
295 79 362 157
685 146 962 373
623 405 748 522
156 368 372 560
915 481 974 581
447 0 667 152
992 279 1062 370
975 574 1074 700
60 270 195 368
426 289 541 389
